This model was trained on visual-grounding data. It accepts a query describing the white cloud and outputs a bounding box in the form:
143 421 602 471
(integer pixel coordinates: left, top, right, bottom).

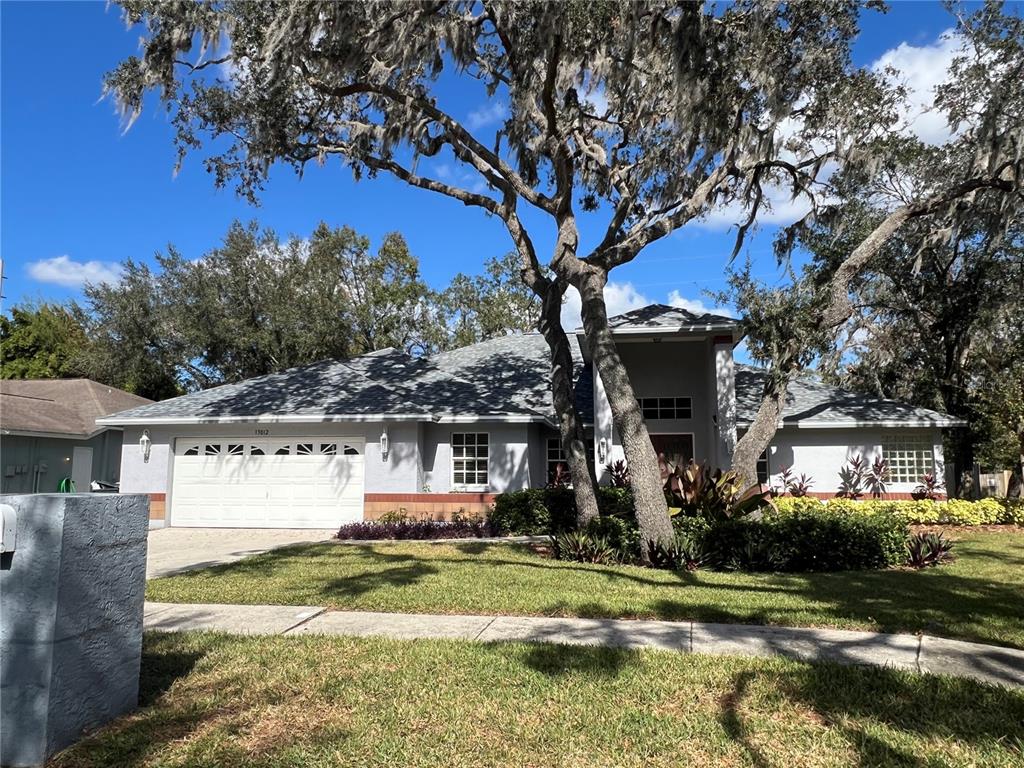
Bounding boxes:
560 282 731 328
466 101 507 130
871 30 965 146
666 291 734 318
27 255 122 288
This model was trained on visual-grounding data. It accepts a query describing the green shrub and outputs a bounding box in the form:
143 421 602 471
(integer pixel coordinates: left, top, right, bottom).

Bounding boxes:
648 531 713 571
698 510 908 572
585 515 640 560
772 496 1015 525
491 487 635 535
550 530 618 564
998 499 1024 525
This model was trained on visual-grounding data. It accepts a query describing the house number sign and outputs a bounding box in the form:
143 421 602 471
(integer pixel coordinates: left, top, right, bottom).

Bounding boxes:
254 429 270 436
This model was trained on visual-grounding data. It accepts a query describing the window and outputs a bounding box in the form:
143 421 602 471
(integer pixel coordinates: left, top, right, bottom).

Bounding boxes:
249 446 265 456
638 396 692 420
275 445 291 456
452 432 489 487
343 445 360 456
296 443 314 455
183 445 199 456
320 443 337 455
546 438 594 482
756 450 769 485
882 435 934 484
204 444 221 455
227 444 243 456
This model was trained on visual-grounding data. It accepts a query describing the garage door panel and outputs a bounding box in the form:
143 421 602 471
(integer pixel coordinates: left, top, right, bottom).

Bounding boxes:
171 436 365 528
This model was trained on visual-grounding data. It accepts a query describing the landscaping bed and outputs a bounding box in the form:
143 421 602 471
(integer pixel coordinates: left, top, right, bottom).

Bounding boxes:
52 632 1024 768
146 528 1024 649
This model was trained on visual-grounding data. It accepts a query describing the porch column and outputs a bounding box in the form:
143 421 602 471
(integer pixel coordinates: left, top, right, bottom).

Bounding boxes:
713 337 737 468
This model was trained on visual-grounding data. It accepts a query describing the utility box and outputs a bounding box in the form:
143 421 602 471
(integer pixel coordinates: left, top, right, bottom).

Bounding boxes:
0 493 149 767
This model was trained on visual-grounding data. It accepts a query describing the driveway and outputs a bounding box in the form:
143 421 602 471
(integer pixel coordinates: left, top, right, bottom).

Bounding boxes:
147 527 336 578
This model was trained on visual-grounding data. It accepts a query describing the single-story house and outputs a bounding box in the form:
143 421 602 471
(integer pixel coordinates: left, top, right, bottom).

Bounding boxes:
99 304 962 529
0 379 152 495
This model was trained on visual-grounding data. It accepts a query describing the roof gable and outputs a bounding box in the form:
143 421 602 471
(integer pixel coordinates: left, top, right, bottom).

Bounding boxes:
0 379 152 437
605 303 738 331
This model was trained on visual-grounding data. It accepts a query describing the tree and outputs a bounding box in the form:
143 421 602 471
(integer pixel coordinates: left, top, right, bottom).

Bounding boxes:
104 1 1020 549
0 302 88 380
728 5 1024 486
439 252 541 348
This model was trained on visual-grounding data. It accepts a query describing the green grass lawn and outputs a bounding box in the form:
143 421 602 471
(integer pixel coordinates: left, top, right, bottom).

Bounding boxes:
53 632 1024 768
147 528 1024 648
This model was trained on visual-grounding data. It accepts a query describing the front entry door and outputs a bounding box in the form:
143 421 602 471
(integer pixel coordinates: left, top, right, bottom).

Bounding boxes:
650 434 694 474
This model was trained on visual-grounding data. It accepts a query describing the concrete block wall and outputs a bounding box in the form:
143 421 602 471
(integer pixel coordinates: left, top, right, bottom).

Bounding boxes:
0 493 149 767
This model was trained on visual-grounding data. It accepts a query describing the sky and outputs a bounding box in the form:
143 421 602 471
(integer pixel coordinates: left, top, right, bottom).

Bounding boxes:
0 1 982 336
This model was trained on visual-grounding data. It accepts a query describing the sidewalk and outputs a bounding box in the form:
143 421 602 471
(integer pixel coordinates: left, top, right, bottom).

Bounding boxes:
144 602 1024 690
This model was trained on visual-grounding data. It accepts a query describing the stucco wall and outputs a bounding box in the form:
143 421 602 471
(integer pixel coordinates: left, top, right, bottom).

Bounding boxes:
421 422 533 493
1 431 124 494
0 493 148 767
763 427 945 494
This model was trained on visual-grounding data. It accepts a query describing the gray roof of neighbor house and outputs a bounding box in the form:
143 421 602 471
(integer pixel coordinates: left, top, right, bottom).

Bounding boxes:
0 379 153 438
97 335 593 426
602 303 739 331
734 366 964 428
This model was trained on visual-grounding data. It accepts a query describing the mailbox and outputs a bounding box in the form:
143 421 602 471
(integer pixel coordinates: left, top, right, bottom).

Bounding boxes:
0 504 15 553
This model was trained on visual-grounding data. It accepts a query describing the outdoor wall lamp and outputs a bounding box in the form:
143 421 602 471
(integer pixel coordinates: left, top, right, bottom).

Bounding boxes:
598 437 608 464
140 430 152 464
380 426 390 461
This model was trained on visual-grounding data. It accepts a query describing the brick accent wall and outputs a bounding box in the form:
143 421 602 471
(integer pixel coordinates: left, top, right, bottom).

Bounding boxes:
148 493 166 521
363 493 497 521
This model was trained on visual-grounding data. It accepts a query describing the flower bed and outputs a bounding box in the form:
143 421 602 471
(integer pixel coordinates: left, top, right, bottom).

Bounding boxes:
336 519 490 540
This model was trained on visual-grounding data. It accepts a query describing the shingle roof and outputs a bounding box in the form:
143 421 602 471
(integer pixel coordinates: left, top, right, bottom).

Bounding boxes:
605 303 738 330
0 379 152 437
734 366 962 427
98 335 593 425
96 319 956 430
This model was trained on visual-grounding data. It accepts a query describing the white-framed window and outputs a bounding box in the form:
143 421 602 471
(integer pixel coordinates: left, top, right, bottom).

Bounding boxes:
638 396 692 420
756 449 769 485
546 438 595 480
452 432 489 487
882 435 935 484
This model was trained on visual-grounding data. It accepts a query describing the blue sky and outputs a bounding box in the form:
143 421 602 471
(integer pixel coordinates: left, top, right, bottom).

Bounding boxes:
1 1 976 330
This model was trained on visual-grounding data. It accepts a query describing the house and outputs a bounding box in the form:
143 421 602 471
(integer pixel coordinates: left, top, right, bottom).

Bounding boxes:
0 379 152 495
98 304 961 529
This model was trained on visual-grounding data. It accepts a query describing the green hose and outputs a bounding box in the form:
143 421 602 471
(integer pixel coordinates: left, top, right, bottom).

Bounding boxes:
58 477 76 493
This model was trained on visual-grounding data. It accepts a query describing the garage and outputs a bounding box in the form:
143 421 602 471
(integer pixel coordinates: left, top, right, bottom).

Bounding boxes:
170 437 365 528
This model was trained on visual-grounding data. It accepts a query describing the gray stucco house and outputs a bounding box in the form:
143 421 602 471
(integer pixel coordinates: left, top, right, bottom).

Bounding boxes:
99 304 961 528
0 379 152 495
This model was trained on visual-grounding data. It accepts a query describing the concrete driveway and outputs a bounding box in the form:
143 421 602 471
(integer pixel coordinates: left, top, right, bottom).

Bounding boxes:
147 527 336 578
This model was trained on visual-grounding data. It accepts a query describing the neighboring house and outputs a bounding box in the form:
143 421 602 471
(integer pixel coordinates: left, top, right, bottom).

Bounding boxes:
0 379 152 495
99 304 961 529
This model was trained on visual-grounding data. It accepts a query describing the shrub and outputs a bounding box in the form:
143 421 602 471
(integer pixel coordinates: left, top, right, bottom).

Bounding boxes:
647 531 712 571
550 531 618 564
491 487 636 535
336 519 489 540
772 496 1015 526
585 515 640 560
605 460 631 488
906 532 955 568
912 472 945 501
837 456 867 499
998 499 1024 525
701 510 909 572
663 460 770 519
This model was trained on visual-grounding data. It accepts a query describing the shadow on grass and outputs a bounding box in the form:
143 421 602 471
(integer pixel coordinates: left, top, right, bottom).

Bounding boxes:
515 642 643 678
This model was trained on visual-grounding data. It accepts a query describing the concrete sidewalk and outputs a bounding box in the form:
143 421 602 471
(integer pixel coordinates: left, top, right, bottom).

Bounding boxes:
144 602 1024 690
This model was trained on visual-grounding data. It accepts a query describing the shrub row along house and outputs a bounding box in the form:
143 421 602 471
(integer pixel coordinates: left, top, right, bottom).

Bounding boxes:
100 304 961 529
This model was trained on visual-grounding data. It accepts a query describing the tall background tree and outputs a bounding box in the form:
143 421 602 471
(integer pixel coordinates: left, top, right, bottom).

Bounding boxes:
0 303 88 380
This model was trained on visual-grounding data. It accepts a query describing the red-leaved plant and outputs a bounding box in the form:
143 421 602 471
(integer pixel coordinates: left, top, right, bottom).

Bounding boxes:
912 473 944 501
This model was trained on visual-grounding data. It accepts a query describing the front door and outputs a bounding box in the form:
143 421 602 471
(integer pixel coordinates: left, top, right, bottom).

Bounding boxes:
650 434 694 474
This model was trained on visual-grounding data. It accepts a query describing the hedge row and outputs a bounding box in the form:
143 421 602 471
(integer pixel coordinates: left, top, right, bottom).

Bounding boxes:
489 487 633 535
772 496 1024 526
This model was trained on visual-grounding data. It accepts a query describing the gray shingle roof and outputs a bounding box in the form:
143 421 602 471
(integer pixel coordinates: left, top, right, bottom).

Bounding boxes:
98 322 957 429
98 335 592 425
605 303 738 330
734 366 962 427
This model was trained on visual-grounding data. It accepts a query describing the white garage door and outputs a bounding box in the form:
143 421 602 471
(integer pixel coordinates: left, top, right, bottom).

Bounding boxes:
170 438 365 528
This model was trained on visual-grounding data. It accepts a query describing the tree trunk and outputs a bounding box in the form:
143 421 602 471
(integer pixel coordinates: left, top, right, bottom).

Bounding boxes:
537 282 600 526
731 375 789 487
575 269 673 553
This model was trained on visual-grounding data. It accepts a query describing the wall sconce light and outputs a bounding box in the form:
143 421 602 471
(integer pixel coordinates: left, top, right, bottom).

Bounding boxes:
140 430 152 464
380 426 389 461
598 437 608 464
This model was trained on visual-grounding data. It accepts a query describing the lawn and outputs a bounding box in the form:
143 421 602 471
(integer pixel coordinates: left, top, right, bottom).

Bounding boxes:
53 632 1024 768
146 529 1024 648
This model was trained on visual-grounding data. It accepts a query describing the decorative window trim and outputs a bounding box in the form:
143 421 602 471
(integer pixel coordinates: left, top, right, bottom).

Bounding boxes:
881 435 934 484
204 444 221 456
249 446 265 456
638 396 693 420
451 432 489 489
183 445 200 456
